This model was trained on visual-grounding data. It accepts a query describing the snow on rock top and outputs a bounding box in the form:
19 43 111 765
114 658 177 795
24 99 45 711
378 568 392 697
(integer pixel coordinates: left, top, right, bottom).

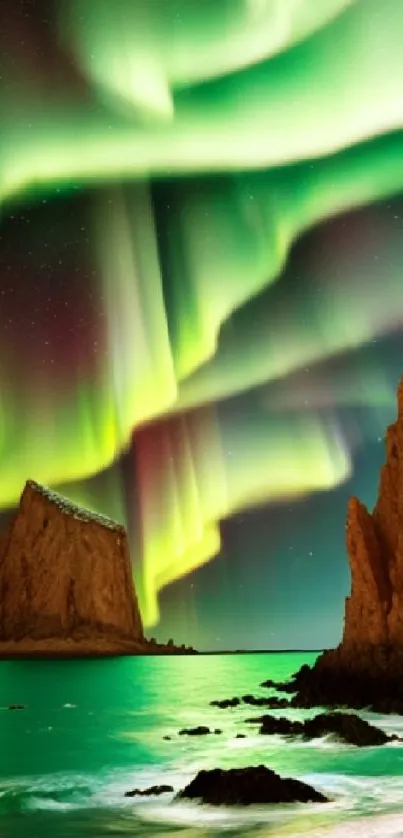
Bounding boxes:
25 480 124 532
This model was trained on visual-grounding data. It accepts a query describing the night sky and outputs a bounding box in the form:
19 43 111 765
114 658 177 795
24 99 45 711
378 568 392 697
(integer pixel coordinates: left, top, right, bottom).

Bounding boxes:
1 0 403 650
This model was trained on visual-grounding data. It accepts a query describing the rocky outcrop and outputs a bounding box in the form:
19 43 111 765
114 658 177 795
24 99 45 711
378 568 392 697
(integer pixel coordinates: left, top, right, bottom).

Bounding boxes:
342 376 403 653
176 765 329 805
210 696 241 708
124 785 174 797
145 636 197 655
284 375 403 712
178 726 222 736
343 497 390 647
0 480 197 658
210 694 290 709
246 710 400 747
0 480 145 656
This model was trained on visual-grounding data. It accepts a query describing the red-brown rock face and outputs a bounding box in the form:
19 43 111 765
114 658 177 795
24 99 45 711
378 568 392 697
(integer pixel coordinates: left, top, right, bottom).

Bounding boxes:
0 480 144 656
341 376 403 653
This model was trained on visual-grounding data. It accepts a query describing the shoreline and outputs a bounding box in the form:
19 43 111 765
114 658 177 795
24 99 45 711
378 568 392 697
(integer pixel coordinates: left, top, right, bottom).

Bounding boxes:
0 638 198 659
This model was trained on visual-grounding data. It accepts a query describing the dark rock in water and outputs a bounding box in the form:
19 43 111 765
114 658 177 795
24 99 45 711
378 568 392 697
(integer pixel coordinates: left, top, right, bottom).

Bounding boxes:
210 697 240 708
281 665 314 694
163 735 172 740
213 729 222 734
235 733 246 738
260 678 294 693
176 765 329 806
289 377 403 714
242 694 265 705
8 704 26 710
242 694 290 708
246 710 400 747
178 726 213 736
125 784 174 798
289 651 403 715
264 696 291 709
211 694 290 709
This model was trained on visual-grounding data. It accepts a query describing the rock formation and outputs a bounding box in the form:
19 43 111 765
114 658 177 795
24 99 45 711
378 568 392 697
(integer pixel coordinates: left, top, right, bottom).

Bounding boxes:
176 765 329 806
0 480 144 656
246 710 400 747
124 784 174 798
337 374 403 659
0 480 195 658
283 375 403 712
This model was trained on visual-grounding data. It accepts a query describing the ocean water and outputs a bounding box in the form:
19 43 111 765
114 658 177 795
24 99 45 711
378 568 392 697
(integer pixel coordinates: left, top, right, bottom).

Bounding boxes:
1 652 403 838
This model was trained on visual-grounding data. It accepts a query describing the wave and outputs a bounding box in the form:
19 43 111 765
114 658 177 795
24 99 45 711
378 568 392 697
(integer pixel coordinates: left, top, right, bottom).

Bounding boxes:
286 811 403 837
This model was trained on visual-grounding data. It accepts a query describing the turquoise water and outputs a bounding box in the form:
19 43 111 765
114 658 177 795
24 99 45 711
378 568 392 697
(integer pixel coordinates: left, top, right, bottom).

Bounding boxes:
1 652 403 838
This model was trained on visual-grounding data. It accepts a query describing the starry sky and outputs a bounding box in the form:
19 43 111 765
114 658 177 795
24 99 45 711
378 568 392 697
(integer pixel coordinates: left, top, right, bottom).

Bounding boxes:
1 0 403 651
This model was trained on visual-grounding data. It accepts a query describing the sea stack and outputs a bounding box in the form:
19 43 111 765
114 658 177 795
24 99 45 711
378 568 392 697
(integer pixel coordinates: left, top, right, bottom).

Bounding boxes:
337 374 403 660
290 374 403 712
342 378 403 652
0 480 144 657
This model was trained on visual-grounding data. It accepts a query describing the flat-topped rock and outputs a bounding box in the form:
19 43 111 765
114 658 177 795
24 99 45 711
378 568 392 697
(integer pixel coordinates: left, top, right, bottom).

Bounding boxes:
0 479 143 656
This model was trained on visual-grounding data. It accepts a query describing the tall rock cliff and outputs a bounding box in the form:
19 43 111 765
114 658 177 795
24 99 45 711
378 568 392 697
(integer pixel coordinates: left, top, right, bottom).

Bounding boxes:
0 480 144 656
276 375 403 711
342 376 403 654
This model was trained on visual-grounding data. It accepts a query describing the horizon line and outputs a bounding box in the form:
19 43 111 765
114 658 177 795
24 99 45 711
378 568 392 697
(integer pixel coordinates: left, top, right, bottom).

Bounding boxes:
193 648 324 655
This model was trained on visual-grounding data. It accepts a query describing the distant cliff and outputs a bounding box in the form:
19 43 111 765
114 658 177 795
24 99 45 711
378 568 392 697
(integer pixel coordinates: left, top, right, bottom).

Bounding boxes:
0 480 146 657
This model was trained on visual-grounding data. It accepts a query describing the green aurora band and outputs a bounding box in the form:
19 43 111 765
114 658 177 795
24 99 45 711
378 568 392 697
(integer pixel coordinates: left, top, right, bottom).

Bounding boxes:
1 0 403 626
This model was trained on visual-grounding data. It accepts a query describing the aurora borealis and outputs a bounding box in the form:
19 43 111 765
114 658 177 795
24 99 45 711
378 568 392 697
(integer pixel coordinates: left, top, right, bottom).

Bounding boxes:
1 0 403 649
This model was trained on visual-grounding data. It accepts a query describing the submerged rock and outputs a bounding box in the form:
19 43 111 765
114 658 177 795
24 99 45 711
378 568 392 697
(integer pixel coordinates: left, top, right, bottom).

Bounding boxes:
246 710 399 747
176 765 329 806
